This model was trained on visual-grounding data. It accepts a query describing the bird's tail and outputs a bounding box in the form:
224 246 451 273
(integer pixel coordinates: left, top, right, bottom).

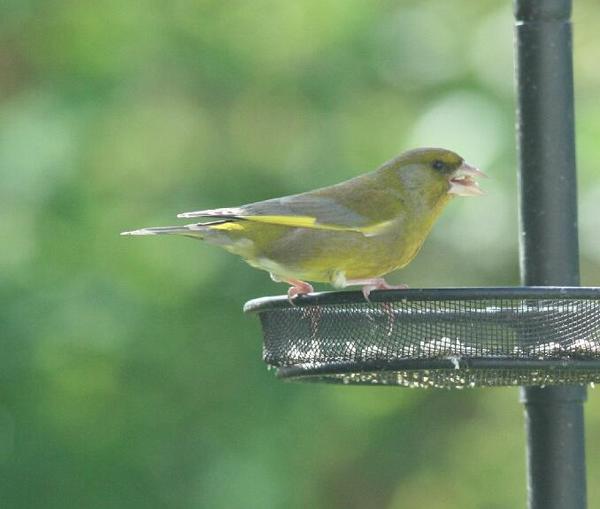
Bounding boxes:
121 225 196 236
121 220 234 238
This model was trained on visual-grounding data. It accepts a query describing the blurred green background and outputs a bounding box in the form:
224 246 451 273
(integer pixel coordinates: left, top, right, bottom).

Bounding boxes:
2 0 600 507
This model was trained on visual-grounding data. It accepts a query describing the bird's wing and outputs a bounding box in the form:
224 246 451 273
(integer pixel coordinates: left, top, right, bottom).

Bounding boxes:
177 189 396 236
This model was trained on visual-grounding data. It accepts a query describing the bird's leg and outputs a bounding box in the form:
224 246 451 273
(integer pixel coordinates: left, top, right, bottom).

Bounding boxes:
344 278 406 337
284 278 314 304
273 274 319 335
300 304 321 342
343 278 408 302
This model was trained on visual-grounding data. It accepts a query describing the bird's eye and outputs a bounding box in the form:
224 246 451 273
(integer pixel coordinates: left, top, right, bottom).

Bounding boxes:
432 160 446 171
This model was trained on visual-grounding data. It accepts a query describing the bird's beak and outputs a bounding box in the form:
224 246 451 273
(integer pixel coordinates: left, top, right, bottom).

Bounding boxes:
448 161 487 197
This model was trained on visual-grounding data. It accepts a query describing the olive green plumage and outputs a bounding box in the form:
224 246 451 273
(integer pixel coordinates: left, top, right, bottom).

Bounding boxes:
122 147 484 296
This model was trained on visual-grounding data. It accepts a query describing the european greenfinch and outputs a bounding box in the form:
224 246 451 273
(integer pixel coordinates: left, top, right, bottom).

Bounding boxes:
122 147 485 299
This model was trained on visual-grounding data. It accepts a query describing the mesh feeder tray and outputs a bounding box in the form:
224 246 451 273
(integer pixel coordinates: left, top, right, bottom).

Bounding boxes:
244 287 600 388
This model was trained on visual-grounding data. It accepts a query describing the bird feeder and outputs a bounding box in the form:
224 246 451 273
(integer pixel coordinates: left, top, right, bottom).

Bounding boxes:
246 0 588 507
245 288 600 388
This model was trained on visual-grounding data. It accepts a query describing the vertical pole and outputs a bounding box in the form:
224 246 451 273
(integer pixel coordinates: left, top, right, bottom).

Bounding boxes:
514 1 587 508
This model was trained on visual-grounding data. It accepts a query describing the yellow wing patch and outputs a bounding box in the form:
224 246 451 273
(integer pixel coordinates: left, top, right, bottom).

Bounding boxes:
239 215 395 236
208 221 245 231
242 215 319 228
357 219 395 236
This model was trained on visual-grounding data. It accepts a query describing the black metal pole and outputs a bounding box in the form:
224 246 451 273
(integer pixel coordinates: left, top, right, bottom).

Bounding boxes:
514 1 587 508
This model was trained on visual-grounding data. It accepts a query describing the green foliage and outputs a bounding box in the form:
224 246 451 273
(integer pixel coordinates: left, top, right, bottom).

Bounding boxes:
2 1 600 507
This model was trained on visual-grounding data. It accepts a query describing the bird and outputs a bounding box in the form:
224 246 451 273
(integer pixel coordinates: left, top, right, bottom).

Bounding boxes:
122 147 486 300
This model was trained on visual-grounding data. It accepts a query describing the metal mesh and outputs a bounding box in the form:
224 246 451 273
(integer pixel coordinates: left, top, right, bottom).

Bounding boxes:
244 288 600 388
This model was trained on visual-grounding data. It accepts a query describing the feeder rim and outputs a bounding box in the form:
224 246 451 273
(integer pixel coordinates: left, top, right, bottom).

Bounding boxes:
243 286 600 313
272 358 600 380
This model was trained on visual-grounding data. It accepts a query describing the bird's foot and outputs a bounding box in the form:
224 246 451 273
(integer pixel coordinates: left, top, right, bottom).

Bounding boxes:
285 279 314 304
344 278 408 302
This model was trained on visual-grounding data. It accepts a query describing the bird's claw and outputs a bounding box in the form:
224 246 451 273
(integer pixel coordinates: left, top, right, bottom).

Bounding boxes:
286 280 314 305
361 280 408 302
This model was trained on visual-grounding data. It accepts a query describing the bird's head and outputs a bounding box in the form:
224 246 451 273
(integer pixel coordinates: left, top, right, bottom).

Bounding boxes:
387 147 486 201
